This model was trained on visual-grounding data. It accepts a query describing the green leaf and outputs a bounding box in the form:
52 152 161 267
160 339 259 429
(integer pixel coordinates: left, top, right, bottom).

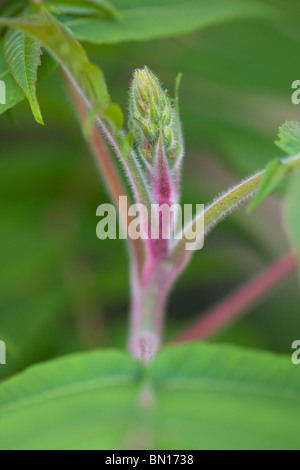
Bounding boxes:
0 37 57 118
0 10 125 139
0 10 110 109
1 343 300 450
0 39 24 115
0 350 143 450
275 121 300 156
65 0 271 44
3 29 44 125
249 121 300 211
37 50 58 80
104 102 124 129
151 343 300 450
248 158 290 212
82 101 124 142
45 0 121 19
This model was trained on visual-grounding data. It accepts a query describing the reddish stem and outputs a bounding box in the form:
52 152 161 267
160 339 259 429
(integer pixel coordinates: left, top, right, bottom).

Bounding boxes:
175 252 298 343
66 78 145 273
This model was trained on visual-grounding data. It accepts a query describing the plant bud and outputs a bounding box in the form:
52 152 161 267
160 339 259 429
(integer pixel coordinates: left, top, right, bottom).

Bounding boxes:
129 67 176 163
163 127 172 148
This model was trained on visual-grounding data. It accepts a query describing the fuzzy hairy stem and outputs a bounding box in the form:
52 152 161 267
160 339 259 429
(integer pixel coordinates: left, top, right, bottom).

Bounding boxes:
129 153 300 361
128 259 183 362
128 265 168 362
170 153 300 264
175 252 297 343
66 62 300 361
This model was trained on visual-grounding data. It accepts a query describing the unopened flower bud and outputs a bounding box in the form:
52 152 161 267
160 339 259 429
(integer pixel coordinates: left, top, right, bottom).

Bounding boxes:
129 67 172 149
129 66 183 167
163 127 172 148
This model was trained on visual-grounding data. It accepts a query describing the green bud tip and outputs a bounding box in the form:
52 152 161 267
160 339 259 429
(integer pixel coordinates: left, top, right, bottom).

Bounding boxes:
129 66 182 165
130 67 172 130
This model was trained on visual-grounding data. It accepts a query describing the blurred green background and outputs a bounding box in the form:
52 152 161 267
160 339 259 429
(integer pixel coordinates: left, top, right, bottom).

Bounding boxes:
1 6 300 380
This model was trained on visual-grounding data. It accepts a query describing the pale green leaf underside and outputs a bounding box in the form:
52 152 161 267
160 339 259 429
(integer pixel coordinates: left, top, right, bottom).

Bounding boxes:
248 158 290 212
276 120 300 156
66 0 271 44
0 343 300 450
4 29 43 125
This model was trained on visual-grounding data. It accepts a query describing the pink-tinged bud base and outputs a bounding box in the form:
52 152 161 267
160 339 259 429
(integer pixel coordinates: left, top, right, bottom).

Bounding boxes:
126 67 186 362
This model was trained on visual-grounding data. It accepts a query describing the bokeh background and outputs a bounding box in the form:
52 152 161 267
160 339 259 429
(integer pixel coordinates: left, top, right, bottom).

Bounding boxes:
1 3 300 380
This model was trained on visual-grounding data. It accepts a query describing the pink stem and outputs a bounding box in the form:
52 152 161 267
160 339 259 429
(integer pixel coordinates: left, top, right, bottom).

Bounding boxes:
128 262 170 363
175 252 298 343
128 254 188 362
